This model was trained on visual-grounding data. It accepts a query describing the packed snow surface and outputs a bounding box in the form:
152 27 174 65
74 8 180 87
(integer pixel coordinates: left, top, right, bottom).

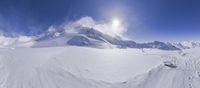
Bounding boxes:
0 46 200 88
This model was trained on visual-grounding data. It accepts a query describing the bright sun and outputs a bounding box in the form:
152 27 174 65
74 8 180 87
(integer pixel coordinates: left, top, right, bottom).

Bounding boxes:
109 18 125 37
112 18 121 28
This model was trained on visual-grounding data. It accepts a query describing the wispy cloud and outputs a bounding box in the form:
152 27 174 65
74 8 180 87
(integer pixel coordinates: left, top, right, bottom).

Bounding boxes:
62 16 127 38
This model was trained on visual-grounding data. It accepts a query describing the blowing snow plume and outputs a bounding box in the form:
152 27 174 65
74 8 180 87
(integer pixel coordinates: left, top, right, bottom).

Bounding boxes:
63 16 127 38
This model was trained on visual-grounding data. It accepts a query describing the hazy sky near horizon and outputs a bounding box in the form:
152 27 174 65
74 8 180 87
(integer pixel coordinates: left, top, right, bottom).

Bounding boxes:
0 0 200 41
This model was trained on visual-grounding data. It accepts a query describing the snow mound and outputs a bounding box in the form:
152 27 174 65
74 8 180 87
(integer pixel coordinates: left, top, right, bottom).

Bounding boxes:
120 52 200 88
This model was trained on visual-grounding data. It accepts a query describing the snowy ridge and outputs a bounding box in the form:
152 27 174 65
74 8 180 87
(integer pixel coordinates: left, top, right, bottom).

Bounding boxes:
122 56 200 88
172 41 200 49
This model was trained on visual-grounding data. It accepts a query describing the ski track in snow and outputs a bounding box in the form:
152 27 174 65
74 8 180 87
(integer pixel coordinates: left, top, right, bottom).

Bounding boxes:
0 47 200 88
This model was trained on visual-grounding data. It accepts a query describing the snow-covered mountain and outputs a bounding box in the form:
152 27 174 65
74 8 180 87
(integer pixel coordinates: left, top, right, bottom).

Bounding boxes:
172 41 200 49
32 27 180 50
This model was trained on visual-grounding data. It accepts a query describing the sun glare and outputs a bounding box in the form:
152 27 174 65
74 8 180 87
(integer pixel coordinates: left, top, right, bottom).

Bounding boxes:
112 18 120 28
109 18 126 37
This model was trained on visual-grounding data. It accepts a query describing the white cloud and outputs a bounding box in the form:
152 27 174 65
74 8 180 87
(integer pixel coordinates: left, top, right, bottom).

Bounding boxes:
0 35 34 47
76 16 96 28
48 26 57 33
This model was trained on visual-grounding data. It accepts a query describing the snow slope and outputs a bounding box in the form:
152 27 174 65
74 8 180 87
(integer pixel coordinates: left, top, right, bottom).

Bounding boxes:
0 46 200 88
0 46 173 88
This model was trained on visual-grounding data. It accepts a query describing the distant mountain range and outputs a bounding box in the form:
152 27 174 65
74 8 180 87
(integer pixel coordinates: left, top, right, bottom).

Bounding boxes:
172 41 200 49
1 27 200 50
33 27 179 50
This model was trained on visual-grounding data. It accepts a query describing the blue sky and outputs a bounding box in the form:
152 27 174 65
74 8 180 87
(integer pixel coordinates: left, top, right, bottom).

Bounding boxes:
0 0 200 41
